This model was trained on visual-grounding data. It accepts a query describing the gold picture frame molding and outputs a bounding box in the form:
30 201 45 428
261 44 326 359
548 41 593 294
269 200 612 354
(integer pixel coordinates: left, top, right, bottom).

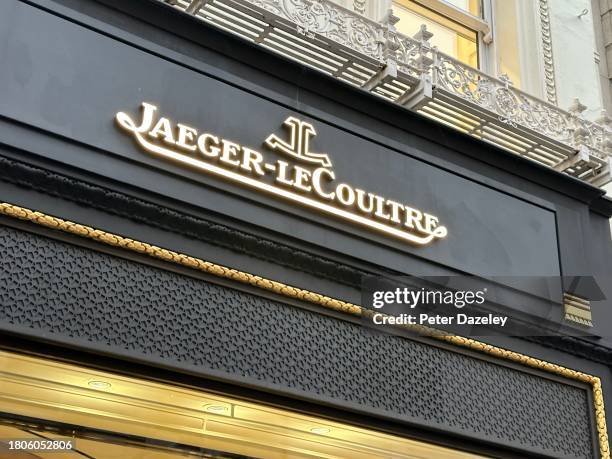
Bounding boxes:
0 201 608 458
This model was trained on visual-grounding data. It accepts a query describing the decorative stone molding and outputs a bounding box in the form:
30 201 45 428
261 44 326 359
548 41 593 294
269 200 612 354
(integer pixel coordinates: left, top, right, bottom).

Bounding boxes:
353 0 366 15
538 0 558 105
160 0 612 184
564 293 593 327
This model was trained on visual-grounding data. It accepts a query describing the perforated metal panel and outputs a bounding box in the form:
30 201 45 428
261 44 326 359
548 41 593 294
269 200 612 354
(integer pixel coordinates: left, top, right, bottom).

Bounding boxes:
0 224 595 459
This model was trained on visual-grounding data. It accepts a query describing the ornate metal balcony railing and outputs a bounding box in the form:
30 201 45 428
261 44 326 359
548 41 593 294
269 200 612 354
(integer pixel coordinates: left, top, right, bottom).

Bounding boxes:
161 0 612 186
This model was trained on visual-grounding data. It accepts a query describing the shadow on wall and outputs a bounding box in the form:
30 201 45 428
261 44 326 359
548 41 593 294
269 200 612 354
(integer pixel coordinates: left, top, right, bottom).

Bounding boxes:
607 184 612 234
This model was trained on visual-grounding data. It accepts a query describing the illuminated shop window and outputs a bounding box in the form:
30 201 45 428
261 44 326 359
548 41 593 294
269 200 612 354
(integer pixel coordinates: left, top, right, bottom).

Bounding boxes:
0 350 487 459
394 0 480 68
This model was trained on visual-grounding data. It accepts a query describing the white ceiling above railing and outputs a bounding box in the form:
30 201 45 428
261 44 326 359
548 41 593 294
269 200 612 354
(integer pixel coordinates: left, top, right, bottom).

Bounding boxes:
161 0 612 187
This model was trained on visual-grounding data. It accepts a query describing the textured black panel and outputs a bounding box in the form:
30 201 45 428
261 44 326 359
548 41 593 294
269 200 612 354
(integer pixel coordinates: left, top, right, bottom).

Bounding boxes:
0 153 367 287
0 225 593 458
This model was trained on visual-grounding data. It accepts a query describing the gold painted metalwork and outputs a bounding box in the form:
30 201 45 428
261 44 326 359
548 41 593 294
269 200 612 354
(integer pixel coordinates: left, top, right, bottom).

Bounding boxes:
0 201 608 458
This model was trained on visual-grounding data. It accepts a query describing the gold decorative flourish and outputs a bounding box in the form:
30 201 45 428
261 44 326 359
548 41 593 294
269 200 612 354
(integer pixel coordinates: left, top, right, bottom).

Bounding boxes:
0 202 608 458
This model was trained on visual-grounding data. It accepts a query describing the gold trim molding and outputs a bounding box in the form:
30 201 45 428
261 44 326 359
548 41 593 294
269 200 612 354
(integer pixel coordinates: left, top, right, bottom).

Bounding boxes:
0 202 608 458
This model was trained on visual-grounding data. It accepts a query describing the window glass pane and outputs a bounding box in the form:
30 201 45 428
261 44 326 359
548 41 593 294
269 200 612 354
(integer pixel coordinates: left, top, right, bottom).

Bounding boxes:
394 0 479 68
444 0 481 17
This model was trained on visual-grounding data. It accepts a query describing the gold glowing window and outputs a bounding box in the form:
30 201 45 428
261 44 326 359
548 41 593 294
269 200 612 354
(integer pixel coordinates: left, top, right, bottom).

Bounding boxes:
394 0 479 68
0 350 488 459
443 0 481 16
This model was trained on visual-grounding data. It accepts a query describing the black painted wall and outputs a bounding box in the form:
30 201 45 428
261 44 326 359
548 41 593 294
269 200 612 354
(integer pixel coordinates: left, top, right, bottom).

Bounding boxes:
0 0 561 278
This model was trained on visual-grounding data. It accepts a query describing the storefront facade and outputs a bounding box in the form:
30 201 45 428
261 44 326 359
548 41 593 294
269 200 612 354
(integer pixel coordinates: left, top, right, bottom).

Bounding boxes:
1 0 612 457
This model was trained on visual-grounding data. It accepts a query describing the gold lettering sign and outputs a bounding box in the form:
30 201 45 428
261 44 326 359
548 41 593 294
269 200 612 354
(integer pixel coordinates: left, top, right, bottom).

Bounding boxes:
115 103 448 246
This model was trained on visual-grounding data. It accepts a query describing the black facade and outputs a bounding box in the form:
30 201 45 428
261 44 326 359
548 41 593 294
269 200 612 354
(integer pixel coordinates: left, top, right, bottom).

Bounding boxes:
1 0 612 458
